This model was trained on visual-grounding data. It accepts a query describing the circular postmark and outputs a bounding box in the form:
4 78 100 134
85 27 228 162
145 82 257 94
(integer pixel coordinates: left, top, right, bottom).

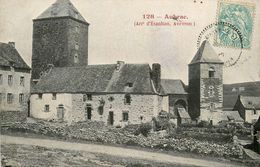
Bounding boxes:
197 22 244 68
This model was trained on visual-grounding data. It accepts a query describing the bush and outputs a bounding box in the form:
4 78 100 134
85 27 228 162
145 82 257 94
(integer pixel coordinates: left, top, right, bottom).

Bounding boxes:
134 123 152 137
197 121 212 128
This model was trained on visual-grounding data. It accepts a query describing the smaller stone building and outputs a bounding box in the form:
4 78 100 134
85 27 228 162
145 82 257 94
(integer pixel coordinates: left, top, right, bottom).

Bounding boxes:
233 95 260 123
0 42 31 122
30 62 168 126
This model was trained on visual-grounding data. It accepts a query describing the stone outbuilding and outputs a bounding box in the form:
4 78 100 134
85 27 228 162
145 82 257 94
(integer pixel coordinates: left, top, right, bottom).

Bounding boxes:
30 62 168 126
0 42 31 122
233 95 260 123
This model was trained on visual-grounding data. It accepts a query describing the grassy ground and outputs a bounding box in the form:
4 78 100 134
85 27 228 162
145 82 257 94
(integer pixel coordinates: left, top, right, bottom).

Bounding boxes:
1 144 196 167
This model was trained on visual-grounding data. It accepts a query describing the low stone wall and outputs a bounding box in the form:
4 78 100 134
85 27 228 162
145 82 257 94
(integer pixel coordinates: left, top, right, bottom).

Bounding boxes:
0 111 27 124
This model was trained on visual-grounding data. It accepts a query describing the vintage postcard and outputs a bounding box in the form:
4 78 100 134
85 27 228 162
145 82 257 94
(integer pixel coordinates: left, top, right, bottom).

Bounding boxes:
0 0 260 166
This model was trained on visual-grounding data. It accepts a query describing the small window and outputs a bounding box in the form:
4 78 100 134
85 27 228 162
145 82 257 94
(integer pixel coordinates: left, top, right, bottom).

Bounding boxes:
20 76 25 86
8 75 13 86
0 74 3 85
124 94 131 105
74 53 79 63
7 93 13 104
52 93 57 100
19 94 24 103
98 106 104 115
209 103 215 111
248 101 252 105
209 67 215 78
122 112 129 121
140 116 144 121
44 105 50 112
254 109 257 115
126 83 133 87
38 93 43 99
75 26 79 33
87 94 92 101
83 94 87 102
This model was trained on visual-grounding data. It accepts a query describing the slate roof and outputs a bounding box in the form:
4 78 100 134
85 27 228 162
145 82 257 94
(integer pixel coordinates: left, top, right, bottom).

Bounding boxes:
36 0 87 23
0 42 30 70
160 79 187 95
177 108 191 119
189 40 223 65
31 63 156 94
239 95 260 110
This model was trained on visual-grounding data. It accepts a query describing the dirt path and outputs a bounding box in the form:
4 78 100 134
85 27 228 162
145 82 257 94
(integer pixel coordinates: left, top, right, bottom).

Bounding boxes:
1 135 245 167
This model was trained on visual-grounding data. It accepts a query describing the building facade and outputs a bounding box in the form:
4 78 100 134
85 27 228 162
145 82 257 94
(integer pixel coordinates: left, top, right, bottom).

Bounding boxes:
32 0 89 80
30 62 168 126
188 40 224 125
0 42 31 122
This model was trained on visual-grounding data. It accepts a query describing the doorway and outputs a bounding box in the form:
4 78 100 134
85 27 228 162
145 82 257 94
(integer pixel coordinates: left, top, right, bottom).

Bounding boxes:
109 111 114 125
57 104 64 121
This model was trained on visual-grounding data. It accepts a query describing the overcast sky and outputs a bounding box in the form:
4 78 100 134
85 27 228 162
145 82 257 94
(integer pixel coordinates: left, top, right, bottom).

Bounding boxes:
0 0 259 84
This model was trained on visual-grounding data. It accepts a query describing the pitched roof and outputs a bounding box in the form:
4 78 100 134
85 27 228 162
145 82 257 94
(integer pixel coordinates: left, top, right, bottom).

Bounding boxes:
239 95 260 110
31 63 156 94
36 0 87 23
189 40 223 65
177 108 191 119
160 79 187 95
0 42 30 70
221 111 244 122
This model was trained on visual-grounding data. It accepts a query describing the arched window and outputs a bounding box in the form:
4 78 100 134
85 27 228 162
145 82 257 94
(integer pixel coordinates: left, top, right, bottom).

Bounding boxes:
124 94 131 105
209 67 215 78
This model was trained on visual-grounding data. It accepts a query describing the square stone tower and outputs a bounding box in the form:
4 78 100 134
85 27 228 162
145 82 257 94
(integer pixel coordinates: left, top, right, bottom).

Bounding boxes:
32 0 89 80
188 40 224 125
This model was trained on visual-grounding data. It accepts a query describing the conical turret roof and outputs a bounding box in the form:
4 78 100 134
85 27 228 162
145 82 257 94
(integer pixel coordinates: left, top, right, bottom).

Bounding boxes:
189 40 223 65
36 0 87 23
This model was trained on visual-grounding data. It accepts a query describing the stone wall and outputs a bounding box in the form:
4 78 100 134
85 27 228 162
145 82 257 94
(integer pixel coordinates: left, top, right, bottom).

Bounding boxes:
32 17 88 79
71 93 163 127
0 110 27 123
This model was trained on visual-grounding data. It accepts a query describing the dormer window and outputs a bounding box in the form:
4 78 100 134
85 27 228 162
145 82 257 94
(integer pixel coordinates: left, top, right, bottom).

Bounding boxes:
209 67 215 78
248 101 252 105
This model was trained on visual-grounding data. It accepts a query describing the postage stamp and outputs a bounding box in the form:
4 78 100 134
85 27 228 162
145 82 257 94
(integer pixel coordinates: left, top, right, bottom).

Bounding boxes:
215 0 255 49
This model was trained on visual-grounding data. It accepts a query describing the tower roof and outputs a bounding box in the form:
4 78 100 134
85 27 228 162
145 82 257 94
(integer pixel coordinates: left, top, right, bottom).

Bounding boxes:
36 0 87 23
189 40 223 65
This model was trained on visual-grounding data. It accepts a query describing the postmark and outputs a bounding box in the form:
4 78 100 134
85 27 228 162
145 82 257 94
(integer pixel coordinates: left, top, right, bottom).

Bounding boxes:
197 21 243 68
215 0 255 49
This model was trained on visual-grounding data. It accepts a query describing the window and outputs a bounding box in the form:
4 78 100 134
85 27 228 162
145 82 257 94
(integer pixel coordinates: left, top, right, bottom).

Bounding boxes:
74 53 79 63
7 93 13 104
122 112 129 121
209 103 215 111
19 94 24 103
44 105 50 112
8 75 13 86
83 94 87 102
38 93 43 99
75 26 79 33
126 83 133 87
52 93 57 100
209 67 215 78
98 106 104 115
254 109 257 115
87 94 92 101
0 74 2 85
124 94 131 105
20 76 25 86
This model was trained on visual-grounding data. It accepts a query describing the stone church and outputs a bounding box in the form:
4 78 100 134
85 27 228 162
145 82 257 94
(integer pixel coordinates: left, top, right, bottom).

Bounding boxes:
30 0 226 126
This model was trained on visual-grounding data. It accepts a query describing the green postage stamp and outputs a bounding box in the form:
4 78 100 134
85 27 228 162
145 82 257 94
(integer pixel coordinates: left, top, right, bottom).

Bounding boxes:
215 0 255 49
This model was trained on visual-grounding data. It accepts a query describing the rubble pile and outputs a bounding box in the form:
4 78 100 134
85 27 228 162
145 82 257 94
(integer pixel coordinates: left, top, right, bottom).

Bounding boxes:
1 120 244 158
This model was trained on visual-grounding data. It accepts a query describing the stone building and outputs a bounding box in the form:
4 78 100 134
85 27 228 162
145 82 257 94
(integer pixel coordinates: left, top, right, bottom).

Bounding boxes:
32 0 89 81
188 40 224 125
30 62 168 126
233 95 260 123
0 42 31 122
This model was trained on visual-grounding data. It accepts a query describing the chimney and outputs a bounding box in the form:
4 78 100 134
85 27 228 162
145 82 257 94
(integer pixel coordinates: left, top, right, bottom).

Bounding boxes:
152 63 161 92
116 61 125 71
8 42 15 48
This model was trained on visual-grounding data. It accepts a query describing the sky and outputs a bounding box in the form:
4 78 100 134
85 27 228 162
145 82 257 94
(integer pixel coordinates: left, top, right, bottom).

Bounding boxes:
0 0 259 84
